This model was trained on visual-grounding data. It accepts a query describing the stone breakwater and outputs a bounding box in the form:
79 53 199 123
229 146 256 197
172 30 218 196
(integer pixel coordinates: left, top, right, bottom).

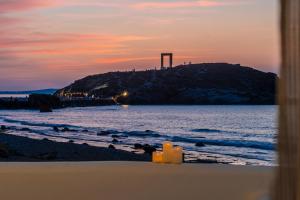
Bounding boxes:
0 94 115 111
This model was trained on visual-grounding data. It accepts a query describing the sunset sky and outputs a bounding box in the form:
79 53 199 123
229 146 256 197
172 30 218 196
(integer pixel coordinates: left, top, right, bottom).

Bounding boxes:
0 0 279 90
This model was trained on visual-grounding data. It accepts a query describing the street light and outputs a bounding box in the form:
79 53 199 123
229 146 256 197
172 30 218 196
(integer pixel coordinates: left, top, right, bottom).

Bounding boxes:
122 91 128 97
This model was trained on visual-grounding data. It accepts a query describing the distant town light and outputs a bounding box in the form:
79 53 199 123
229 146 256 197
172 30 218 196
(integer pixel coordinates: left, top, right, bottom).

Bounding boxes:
122 91 128 97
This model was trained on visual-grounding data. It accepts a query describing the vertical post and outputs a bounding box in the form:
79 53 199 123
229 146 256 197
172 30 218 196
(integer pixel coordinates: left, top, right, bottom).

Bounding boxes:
161 54 164 69
274 0 300 199
170 54 173 68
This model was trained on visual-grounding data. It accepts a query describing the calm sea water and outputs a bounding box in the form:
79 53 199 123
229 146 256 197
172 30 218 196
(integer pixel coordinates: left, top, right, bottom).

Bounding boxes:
0 94 28 98
0 105 277 166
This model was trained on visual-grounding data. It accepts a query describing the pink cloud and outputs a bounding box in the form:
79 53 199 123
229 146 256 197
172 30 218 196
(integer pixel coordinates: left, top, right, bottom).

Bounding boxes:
131 0 243 10
64 2 121 8
0 32 152 49
0 0 60 13
0 16 24 25
0 29 156 89
0 31 154 70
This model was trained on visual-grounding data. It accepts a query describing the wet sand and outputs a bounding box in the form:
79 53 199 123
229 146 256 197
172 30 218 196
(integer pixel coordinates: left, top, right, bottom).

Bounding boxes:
0 162 274 200
0 133 150 161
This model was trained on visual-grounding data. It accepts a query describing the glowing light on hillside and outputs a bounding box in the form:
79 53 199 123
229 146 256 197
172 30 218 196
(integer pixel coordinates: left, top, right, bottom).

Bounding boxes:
122 91 128 97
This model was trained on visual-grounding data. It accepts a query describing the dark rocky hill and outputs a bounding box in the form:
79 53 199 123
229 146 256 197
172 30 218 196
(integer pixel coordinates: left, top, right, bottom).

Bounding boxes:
55 63 278 105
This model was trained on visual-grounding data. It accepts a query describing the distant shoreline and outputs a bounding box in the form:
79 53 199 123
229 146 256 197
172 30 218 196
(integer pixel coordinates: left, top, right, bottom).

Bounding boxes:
0 89 57 95
0 95 276 111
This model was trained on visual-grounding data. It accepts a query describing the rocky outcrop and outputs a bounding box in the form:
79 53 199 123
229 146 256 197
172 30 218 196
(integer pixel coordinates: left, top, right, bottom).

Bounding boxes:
0 94 61 110
56 63 278 105
28 94 61 110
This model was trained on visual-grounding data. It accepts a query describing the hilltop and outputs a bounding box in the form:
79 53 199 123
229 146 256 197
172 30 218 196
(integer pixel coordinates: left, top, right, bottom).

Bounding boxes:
56 63 277 105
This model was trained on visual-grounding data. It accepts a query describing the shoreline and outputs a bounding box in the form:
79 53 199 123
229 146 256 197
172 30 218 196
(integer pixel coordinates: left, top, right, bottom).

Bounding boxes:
0 123 275 165
0 93 276 111
0 131 273 165
0 132 224 164
0 132 150 162
0 99 277 111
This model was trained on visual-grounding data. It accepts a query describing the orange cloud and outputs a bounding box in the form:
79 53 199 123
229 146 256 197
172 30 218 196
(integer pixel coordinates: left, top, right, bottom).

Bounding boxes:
94 55 198 64
0 31 155 72
95 56 157 64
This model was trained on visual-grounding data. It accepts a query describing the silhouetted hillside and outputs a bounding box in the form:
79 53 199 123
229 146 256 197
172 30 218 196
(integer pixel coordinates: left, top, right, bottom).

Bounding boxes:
56 63 277 105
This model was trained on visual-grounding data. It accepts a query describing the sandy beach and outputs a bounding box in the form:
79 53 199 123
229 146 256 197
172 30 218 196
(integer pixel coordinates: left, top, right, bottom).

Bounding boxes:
0 132 150 161
0 162 273 200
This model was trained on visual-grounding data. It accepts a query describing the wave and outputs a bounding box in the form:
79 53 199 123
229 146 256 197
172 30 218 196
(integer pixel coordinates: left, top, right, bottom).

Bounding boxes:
6 126 107 144
123 130 161 138
2 118 275 151
191 128 273 139
3 118 82 129
191 128 222 133
172 136 275 150
195 149 271 163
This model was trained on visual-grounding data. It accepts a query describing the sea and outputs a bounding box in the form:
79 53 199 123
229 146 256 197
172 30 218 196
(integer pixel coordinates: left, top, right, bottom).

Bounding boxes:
0 105 277 166
0 94 29 98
